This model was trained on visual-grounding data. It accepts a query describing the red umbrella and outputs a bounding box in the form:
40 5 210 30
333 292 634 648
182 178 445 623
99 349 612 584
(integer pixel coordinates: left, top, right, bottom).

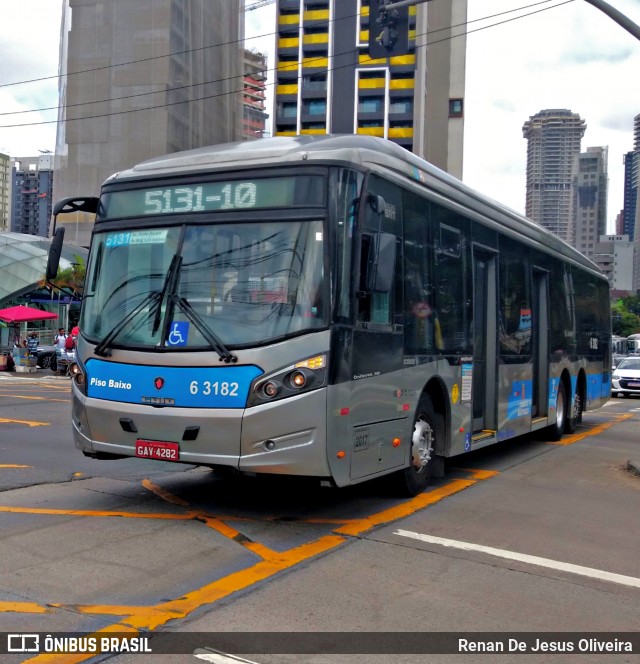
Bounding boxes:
0 305 58 323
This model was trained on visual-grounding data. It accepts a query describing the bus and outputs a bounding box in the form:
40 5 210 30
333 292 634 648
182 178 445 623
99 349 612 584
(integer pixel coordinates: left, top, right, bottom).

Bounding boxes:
611 335 626 356
627 334 640 355
48 135 611 495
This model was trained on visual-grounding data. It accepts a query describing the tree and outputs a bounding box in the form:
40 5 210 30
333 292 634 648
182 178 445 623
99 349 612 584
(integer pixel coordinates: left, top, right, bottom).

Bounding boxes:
39 255 86 298
612 297 640 336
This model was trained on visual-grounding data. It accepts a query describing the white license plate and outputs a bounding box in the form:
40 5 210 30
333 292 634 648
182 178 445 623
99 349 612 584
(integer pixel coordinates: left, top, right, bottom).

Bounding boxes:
135 440 179 461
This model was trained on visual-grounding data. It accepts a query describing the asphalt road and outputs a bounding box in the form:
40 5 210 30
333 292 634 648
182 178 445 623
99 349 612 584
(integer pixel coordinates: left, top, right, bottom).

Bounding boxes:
0 371 639 664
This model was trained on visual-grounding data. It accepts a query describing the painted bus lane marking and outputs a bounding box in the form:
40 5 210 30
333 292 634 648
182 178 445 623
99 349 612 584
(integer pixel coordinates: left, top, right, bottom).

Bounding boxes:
550 412 633 446
393 530 640 589
11 469 495 663
0 417 50 427
9 413 633 663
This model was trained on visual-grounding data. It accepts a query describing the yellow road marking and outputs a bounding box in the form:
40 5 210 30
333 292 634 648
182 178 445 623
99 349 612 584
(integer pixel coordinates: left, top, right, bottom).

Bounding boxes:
334 480 476 537
0 464 31 468
0 601 49 613
0 418 49 427
551 413 634 446
0 394 69 402
14 406 631 664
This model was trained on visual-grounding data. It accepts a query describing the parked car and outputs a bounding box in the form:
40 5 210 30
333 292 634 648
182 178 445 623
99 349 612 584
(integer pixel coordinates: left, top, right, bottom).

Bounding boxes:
611 357 640 398
35 344 56 369
612 354 626 371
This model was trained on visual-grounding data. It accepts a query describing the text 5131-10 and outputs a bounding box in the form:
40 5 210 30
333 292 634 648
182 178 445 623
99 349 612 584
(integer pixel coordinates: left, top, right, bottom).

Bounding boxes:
144 183 257 214
189 381 240 397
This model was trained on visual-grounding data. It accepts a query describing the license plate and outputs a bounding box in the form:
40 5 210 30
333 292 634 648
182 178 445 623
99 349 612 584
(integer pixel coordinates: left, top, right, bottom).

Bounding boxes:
135 440 179 461
627 382 640 388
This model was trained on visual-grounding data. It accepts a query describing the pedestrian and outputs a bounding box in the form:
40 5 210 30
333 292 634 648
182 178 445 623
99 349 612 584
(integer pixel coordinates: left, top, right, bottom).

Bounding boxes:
27 331 39 356
65 330 76 352
54 328 67 351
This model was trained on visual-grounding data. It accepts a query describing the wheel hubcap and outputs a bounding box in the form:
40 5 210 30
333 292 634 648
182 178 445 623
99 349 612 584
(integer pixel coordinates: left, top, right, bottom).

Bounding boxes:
556 388 565 428
411 416 433 471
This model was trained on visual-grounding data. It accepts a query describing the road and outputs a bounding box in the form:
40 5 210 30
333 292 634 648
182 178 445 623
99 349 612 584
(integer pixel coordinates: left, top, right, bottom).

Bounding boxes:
0 370 639 663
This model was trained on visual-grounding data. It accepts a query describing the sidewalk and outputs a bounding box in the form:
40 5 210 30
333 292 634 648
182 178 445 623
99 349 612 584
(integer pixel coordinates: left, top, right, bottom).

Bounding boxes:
0 367 69 380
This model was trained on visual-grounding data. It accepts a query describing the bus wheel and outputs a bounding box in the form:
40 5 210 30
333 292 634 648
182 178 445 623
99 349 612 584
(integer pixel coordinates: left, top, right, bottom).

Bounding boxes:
547 381 567 441
566 388 582 434
396 397 440 496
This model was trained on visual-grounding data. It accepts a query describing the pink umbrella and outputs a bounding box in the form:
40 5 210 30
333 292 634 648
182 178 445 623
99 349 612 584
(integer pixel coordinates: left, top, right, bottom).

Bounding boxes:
0 305 58 323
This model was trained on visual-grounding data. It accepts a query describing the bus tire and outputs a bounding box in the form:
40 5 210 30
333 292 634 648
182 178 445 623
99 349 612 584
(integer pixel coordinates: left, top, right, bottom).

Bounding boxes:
547 381 567 442
395 396 441 496
566 385 582 434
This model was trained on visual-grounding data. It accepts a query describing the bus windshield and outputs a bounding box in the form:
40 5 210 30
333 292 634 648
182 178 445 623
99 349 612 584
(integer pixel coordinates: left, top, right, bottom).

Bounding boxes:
81 220 326 350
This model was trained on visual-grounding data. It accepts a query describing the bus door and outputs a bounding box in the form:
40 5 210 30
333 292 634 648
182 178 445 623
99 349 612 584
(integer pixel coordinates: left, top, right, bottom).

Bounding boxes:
472 249 497 432
531 268 549 418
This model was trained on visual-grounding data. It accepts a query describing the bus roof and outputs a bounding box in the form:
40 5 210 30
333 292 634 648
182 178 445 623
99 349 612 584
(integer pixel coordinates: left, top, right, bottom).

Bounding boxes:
105 135 605 279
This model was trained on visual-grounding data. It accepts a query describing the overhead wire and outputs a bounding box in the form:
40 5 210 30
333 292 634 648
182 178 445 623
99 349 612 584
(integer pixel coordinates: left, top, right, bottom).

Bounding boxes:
0 0 574 129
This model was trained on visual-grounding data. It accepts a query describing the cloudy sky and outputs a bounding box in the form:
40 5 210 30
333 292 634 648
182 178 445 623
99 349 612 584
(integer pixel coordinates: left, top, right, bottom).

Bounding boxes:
1 0 638 231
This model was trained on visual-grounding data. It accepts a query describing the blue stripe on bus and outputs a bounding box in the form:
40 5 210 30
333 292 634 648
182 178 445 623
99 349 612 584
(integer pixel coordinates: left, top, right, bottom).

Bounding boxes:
507 379 533 420
85 359 263 408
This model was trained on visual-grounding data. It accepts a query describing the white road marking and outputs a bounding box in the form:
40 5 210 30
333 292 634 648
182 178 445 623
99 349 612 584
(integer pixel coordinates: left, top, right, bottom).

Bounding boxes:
194 650 260 664
394 529 640 589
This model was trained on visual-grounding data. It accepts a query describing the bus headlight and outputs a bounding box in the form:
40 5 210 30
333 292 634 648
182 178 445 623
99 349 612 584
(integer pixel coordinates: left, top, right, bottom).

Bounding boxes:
70 362 87 394
248 354 327 407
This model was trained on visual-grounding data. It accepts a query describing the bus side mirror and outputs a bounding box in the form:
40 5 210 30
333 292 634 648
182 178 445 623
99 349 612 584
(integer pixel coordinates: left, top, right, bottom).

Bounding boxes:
46 227 65 281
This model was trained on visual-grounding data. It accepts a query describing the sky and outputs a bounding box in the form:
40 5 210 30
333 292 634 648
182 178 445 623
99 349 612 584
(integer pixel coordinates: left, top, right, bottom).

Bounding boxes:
0 0 638 232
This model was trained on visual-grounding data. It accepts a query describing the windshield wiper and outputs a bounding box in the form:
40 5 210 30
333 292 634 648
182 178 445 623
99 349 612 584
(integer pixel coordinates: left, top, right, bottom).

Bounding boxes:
94 253 182 357
173 296 237 363
94 290 162 357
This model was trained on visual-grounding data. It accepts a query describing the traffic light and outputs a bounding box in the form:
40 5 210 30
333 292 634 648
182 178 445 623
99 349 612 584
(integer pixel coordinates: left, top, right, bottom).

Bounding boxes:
368 0 410 59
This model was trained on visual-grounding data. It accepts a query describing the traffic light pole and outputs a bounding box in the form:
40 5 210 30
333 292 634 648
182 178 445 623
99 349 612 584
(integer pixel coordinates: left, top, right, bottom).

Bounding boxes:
583 0 640 41
385 0 639 42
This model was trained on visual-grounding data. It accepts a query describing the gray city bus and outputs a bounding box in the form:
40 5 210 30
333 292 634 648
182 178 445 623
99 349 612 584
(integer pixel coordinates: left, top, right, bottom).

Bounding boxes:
48 135 611 495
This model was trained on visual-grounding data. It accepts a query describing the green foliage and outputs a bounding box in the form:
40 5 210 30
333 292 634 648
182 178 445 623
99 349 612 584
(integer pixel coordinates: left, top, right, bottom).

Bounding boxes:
612 297 640 336
40 255 86 297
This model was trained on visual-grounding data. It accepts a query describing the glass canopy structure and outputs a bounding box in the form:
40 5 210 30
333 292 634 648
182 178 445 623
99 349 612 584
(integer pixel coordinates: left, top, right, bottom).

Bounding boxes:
0 232 88 306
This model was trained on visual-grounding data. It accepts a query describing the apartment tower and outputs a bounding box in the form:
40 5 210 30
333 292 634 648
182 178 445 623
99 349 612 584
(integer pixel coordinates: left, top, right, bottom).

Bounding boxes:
522 109 585 243
273 0 467 177
54 0 244 247
571 146 608 261
632 113 640 291
10 155 54 237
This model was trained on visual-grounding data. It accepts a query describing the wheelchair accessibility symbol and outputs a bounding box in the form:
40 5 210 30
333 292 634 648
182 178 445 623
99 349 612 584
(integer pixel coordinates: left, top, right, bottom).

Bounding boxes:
167 321 189 347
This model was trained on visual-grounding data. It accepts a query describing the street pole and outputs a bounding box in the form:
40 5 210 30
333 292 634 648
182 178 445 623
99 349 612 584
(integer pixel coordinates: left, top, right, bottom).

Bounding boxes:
386 0 640 42
583 0 640 41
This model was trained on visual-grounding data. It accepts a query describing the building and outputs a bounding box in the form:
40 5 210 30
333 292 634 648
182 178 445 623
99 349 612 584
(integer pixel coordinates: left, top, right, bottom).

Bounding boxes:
522 109 586 243
272 0 467 177
243 50 269 140
631 113 640 291
571 147 608 261
53 0 245 247
593 234 634 291
622 151 637 240
10 155 54 238
0 152 9 232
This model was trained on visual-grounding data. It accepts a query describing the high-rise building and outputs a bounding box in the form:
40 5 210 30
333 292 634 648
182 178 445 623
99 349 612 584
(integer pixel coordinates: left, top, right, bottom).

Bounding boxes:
631 113 640 291
0 152 10 232
10 155 54 237
622 151 637 240
571 147 608 261
243 50 269 140
593 234 634 291
522 109 586 243
54 0 245 247
272 0 467 177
